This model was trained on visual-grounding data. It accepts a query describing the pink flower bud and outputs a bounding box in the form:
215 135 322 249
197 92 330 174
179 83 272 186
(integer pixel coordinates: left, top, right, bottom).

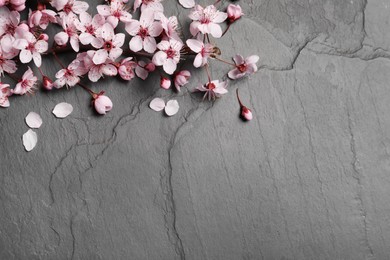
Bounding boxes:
42 76 54 90
93 92 113 115
160 77 171 89
38 34 49 41
227 4 243 23
174 70 191 92
145 62 155 72
241 106 253 121
0 0 6 6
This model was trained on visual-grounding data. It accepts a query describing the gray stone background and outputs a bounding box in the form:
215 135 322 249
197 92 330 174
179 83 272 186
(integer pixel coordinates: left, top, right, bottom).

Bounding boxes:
1 0 390 259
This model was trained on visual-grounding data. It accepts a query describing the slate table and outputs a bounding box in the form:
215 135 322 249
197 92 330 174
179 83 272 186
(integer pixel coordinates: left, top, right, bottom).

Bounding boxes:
1 0 390 259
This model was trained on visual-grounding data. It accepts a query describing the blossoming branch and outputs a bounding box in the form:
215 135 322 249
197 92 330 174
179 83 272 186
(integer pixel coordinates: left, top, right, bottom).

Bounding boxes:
0 0 259 118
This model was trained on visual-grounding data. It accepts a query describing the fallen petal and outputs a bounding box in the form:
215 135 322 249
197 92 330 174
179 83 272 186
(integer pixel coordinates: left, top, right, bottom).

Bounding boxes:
25 112 42 128
149 98 166 112
23 129 38 152
179 0 195 8
52 102 73 118
165 100 179 116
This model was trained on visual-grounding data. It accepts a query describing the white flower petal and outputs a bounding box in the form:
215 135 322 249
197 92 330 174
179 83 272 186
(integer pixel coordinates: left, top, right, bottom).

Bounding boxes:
25 112 42 128
179 0 195 8
23 129 38 152
165 100 179 116
149 98 166 112
52 102 73 118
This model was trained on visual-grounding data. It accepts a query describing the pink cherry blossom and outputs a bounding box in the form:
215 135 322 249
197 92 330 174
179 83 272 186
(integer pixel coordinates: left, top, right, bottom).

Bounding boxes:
0 47 17 75
1 0 25 11
91 23 125 65
14 29 48 67
28 7 57 29
83 50 118 82
75 12 105 45
160 76 171 89
93 91 113 114
174 70 190 91
189 5 227 38
135 60 154 80
42 76 55 90
186 39 214 68
126 10 163 53
0 82 11 107
55 60 82 88
118 57 137 81
0 7 21 36
157 13 180 41
13 67 38 95
54 15 80 52
51 0 89 17
227 4 243 23
195 80 228 101
236 89 252 121
133 0 164 13
228 54 259 80
152 39 183 75
97 0 132 28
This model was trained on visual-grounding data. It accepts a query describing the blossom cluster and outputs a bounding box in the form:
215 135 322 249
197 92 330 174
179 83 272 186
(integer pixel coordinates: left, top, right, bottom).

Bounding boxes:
0 0 258 119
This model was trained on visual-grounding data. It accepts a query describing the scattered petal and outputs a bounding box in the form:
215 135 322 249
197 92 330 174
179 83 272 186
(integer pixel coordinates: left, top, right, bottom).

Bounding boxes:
52 102 73 118
165 100 179 116
25 112 42 128
179 0 195 8
149 98 166 112
23 129 38 152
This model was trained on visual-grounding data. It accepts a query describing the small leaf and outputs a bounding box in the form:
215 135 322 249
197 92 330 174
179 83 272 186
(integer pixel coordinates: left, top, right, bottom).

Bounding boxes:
52 102 73 118
149 98 166 112
23 129 38 152
165 100 179 116
179 0 195 8
25 112 42 128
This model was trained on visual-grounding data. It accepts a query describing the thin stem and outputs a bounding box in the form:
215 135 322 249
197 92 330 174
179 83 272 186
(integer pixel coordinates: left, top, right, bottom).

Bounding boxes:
236 88 243 107
221 24 231 37
37 66 45 77
77 82 96 97
52 51 65 68
214 0 222 6
205 63 212 82
213 56 236 66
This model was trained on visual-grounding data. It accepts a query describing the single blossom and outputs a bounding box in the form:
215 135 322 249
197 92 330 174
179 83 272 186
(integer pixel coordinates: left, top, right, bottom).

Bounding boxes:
14 29 48 67
51 0 89 17
118 57 137 81
0 82 11 107
133 0 164 12
195 80 228 101
0 47 17 75
91 23 125 65
228 54 259 80
0 7 23 37
93 91 113 114
55 59 82 88
160 76 171 89
83 50 118 82
157 13 180 41
13 67 38 95
174 70 190 92
54 14 80 52
125 10 163 53
152 39 183 75
28 7 57 29
97 0 132 28
186 39 215 68
135 60 155 80
75 12 105 45
189 5 227 38
227 4 243 23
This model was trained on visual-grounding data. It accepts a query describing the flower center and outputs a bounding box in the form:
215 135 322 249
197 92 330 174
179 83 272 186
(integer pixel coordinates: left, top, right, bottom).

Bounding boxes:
104 41 113 50
63 3 73 14
66 27 75 36
166 48 176 59
207 82 216 90
27 42 35 51
85 25 94 34
237 63 247 73
113 10 121 18
5 24 16 35
139 27 148 39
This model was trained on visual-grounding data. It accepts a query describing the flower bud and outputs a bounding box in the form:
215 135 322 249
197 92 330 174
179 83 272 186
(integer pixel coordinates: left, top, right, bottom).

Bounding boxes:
174 70 191 92
227 4 243 23
42 76 54 90
160 77 171 89
38 33 49 41
241 106 253 121
93 92 113 115
145 62 155 72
